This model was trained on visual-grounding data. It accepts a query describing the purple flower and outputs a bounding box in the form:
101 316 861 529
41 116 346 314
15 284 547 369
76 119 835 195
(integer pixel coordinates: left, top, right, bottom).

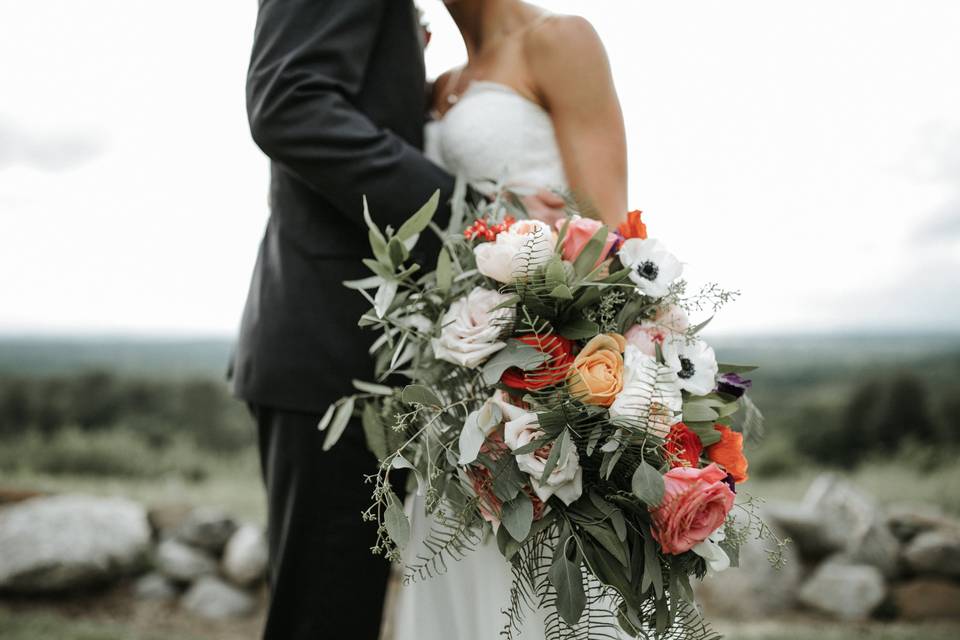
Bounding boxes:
717 373 752 398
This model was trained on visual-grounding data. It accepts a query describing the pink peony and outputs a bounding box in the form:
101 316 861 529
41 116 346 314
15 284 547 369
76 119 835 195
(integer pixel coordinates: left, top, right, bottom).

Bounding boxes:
556 216 616 269
624 304 689 361
650 463 735 555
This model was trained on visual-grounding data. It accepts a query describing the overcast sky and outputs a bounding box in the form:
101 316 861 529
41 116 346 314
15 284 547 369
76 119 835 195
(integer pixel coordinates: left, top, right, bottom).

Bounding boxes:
1 0 958 336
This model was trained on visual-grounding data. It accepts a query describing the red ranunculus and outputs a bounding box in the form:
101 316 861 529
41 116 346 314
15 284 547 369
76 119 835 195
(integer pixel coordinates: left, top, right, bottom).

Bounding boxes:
665 422 703 468
501 334 575 391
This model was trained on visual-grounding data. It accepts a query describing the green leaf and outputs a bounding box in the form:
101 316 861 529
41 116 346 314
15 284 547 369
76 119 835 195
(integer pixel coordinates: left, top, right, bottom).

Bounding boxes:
687 421 723 446
717 363 758 374
548 284 574 300
631 461 665 507
481 339 550 385
586 423 604 456
511 434 553 456
384 490 410 549
539 429 570 484
387 237 409 267
317 402 337 432
572 226 610 279
396 190 440 242
362 258 397 280
545 256 567 289
322 396 355 451
343 275 384 290
401 384 443 407
688 315 713 335
363 197 389 264
373 280 398 319
351 379 394 396
557 318 599 340
581 537 640 611
683 403 720 422
501 492 534 542
584 521 630 569
641 525 665 600
458 410 486 465
436 247 453 292
361 402 387 461
548 537 586 626
490 454 526 502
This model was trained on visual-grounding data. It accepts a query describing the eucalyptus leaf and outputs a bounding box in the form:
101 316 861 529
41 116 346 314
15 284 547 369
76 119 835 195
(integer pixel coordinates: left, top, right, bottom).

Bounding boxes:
557 318 600 340
384 490 410 549
458 410 485 465
396 190 440 242
351 379 394 396
549 284 574 300
436 246 453 292
391 455 425 496
501 492 534 542
683 403 719 422
631 461 665 507
548 538 585 626
481 340 550 386
322 396 355 451
401 384 443 407
361 402 387 461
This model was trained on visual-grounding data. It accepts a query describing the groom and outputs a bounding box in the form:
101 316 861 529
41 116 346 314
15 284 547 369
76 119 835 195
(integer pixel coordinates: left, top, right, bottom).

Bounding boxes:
233 1 563 638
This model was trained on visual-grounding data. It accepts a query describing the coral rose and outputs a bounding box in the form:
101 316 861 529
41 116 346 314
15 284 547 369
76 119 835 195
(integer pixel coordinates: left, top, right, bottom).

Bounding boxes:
706 424 749 483
618 210 647 240
502 334 575 391
568 333 626 407
555 215 616 270
650 463 735 555
665 423 703 468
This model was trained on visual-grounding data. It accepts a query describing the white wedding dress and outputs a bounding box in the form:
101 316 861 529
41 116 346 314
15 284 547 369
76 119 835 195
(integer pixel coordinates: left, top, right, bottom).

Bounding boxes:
389 81 568 640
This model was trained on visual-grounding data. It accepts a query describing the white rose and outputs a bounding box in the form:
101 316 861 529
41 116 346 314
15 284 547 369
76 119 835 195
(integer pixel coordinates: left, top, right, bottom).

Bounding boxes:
504 418 583 506
431 287 514 368
609 344 683 437
474 220 555 284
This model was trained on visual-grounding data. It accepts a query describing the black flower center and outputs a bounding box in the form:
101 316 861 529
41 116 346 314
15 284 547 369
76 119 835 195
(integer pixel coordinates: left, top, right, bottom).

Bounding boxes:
636 260 659 281
678 357 695 380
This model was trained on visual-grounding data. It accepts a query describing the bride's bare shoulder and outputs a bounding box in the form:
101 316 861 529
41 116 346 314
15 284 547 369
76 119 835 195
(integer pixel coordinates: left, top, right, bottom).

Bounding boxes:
523 13 608 70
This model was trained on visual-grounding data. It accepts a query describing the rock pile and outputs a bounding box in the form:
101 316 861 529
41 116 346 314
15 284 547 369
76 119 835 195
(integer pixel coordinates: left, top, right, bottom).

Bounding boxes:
0 495 268 620
699 474 960 622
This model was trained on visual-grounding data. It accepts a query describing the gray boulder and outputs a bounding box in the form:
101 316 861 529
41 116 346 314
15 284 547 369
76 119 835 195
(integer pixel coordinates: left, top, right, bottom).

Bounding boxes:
0 494 150 592
764 502 843 559
902 529 960 578
892 579 960 621
155 538 218 583
182 576 256 619
798 560 886 620
134 571 178 601
222 524 268 587
175 507 237 554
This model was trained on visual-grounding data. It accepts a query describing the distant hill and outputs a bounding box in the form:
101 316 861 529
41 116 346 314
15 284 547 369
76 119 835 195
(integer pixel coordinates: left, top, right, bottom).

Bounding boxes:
0 332 957 379
0 337 233 379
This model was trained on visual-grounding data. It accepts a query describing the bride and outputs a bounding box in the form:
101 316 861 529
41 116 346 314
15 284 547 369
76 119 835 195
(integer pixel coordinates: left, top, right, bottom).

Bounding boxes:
392 1 628 638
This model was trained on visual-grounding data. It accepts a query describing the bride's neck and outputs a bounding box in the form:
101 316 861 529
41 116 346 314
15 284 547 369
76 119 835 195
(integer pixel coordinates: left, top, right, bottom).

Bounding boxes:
446 0 533 61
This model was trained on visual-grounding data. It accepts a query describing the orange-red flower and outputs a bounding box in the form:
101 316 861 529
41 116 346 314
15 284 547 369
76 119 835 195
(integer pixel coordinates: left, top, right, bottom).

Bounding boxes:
618 210 648 240
706 424 749 483
502 334 575 391
665 422 703 468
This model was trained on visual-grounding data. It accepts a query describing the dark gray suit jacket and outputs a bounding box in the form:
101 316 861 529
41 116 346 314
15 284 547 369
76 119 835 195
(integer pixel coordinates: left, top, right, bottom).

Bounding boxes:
232 0 456 412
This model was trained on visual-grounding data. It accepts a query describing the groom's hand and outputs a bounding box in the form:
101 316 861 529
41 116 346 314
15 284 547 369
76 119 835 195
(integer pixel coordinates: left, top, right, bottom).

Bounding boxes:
522 189 567 226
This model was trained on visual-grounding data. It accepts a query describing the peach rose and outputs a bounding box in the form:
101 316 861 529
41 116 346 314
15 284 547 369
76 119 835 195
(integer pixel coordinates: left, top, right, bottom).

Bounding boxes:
568 333 626 406
650 463 735 555
707 424 749 484
555 215 616 270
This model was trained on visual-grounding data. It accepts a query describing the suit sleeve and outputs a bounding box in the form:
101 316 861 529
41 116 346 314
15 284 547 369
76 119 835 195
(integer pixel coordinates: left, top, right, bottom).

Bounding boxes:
246 0 456 229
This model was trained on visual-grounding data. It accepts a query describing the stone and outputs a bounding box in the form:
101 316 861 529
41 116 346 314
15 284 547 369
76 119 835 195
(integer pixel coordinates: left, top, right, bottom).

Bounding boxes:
147 503 193 538
134 571 178 601
222 524 268 587
695 516 801 619
155 538 218 583
885 503 952 542
764 502 843 560
0 494 150 592
175 507 237 554
892 579 960 621
182 576 256 619
804 474 900 578
798 560 886 620
902 529 960 578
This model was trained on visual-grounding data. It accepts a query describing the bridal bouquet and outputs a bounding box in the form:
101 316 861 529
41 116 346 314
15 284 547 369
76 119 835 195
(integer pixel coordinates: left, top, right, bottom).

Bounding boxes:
323 189 781 639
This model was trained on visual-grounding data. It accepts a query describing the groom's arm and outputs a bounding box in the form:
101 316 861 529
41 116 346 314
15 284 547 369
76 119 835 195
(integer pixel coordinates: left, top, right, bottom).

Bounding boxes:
246 0 455 228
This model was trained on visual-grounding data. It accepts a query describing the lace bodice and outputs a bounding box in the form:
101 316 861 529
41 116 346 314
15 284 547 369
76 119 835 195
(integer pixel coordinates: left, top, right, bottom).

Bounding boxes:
424 81 567 196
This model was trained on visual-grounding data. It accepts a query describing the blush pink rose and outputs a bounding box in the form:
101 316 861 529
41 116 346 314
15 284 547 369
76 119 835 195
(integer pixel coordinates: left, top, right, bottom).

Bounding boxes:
556 216 616 269
650 463 735 555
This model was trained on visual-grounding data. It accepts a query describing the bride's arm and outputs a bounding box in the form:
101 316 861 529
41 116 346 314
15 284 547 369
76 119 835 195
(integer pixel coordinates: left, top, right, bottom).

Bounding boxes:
525 16 628 226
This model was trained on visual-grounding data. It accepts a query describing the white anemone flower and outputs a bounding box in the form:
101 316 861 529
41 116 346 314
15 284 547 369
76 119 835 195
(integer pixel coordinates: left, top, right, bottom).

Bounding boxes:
618 238 683 298
673 339 719 396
